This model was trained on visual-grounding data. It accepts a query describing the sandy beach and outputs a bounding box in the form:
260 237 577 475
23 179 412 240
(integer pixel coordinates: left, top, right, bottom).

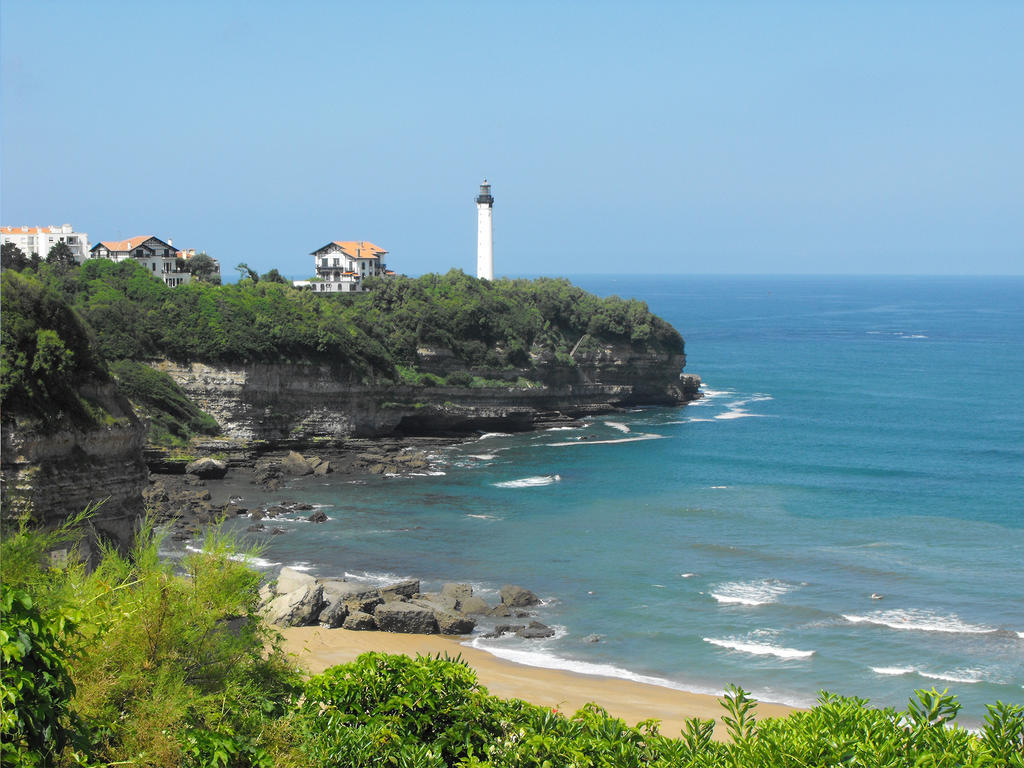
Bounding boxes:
279 627 797 739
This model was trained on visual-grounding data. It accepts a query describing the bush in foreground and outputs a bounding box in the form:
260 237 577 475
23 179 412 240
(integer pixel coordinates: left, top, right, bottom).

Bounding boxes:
3 515 1022 767
295 653 1024 768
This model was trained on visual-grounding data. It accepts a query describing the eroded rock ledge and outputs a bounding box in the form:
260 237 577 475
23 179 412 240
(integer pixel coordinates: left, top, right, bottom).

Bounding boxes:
152 353 700 444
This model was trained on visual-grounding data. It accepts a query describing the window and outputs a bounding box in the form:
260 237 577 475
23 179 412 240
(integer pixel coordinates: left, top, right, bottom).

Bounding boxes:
333 258 339 266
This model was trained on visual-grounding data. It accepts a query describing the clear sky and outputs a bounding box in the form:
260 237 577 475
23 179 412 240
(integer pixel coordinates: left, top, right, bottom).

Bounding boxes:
2 1 1021 276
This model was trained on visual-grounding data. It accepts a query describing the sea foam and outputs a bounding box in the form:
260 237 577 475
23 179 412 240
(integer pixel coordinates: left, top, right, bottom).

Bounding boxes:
494 474 561 488
604 421 631 433
548 433 665 447
843 609 997 635
704 637 814 660
465 637 723 697
710 579 794 606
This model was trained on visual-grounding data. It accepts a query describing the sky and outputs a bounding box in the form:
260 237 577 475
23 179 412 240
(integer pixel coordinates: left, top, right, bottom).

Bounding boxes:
2 1 1022 277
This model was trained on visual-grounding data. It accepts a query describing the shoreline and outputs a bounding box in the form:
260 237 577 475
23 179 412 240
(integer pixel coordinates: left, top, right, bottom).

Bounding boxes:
278 626 798 740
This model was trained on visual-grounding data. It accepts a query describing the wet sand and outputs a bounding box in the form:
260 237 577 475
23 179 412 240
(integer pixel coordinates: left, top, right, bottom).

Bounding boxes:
278 626 798 740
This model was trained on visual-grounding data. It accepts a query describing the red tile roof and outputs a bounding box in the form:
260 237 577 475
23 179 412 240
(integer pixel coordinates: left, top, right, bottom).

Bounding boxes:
94 236 153 251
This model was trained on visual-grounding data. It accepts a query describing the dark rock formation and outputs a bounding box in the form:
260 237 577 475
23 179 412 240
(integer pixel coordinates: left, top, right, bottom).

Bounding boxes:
517 621 555 639
342 610 377 630
483 624 525 639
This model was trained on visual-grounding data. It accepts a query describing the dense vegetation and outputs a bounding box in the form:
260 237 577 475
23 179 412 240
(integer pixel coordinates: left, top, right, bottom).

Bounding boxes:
0 271 111 426
2 517 1022 767
5 258 682 374
2 258 683 439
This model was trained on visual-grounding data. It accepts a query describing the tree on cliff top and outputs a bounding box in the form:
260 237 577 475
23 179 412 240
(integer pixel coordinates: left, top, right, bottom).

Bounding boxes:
0 270 109 424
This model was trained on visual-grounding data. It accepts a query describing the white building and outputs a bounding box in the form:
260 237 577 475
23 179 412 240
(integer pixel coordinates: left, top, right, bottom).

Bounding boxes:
90 236 191 287
1 224 90 262
294 240 393 293
476 179 494 280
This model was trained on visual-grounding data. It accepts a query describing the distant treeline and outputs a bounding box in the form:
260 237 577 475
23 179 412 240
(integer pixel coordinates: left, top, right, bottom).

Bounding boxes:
1 259 683 431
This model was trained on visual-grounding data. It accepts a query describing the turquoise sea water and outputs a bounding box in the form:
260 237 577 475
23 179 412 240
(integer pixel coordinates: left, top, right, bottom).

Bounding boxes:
222 276 1024 723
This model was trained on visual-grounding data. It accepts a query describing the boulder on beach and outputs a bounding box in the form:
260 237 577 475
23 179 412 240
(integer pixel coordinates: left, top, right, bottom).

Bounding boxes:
501 585 541 608
374 602 438 634
380 579 420 602
434 609 476 635
263 584 325 627
276 566 315 595
319 580 384 614
317 599 349 628
458 596 490 615
281 451 314 476
185 457 228 479
441 583 473 602
342 610 377 631
313 461 331 476
488 604 512 617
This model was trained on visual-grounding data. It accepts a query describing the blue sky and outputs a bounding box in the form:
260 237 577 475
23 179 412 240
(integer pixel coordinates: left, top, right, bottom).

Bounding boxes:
2 1 1021 276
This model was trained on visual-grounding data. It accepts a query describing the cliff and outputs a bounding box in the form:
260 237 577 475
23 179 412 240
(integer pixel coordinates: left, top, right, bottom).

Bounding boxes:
0 383 148 559
152 341 699 444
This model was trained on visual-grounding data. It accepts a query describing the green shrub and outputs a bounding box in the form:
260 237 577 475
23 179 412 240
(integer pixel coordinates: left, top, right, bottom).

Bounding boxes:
109 360 220 447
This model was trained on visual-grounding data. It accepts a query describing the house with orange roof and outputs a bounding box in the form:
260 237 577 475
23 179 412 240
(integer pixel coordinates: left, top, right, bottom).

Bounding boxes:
90 235 191 287
1 224 90 262
294 240 395 293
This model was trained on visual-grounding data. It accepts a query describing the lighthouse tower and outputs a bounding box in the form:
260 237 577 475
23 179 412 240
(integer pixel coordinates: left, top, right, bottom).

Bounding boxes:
476 179 494 280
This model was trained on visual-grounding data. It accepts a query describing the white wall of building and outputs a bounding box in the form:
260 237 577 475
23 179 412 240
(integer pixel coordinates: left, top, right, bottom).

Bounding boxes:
1 224 90 262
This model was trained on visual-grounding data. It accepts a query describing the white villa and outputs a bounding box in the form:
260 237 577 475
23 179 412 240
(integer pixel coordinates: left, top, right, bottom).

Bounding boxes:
1 224 90 262
89 235 192 287
294 240 394 293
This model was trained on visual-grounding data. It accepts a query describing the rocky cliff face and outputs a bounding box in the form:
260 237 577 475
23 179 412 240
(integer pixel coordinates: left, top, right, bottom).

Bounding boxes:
1 383 148 559
153 343 699 444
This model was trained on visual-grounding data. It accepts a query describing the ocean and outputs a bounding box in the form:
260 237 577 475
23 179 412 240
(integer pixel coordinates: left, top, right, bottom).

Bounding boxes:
219 275 1024 724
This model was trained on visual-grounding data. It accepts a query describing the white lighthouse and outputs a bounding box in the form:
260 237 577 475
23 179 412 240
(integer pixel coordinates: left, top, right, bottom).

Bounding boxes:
476 178 494 280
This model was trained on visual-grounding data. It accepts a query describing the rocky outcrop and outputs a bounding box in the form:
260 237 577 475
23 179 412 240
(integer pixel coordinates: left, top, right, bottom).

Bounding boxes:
185 457 227 478
374 602 438 634
501 585 541 608
1 384 148 560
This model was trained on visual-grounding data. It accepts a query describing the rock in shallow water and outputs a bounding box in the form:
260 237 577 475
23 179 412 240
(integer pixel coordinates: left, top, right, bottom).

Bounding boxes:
517 621 555 639
501 584 541 607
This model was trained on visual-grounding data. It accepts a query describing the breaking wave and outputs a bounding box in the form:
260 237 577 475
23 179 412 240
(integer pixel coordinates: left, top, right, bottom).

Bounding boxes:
494 474 561 488
843 609 997 635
